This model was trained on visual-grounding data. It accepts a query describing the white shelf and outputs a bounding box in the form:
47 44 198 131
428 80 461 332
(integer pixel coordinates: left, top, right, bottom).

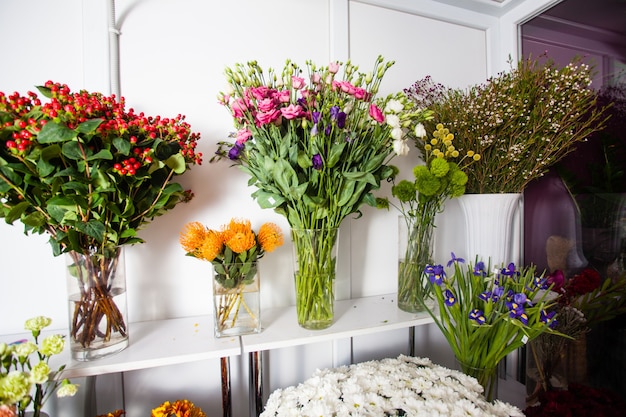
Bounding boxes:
241 294 433 353
1 314 241 379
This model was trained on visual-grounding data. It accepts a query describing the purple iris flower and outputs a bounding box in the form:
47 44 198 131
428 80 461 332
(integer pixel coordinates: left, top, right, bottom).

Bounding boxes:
506 299 527 324
425 264 445 285
541 310 558 328
312 154 323 170
512 292 528 306
492 286 504 301
473 261 487 276
447 252 465 267
501 262 518 276
469 309 486 325
479 291 492 302
444 289 456 306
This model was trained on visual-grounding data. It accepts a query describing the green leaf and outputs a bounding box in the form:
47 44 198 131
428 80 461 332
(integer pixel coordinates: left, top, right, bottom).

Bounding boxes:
75 220 105 242
165 153 186 174
22 211 46 228
251 189 286 209
46 196 79 223
61 141 88 160
41 144 62 162
38 121 77 143
76 118 104 134
113 137 131 155
5 201 30 223
337 180 356 207
62 181 89 195
36 158 55 177
87 149 113 161
297 151 313 169
326 142 346 168
343 171 378 186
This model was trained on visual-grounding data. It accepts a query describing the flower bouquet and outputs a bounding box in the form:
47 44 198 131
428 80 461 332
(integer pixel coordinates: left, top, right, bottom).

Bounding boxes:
526 268 626 404
379 123 480 312
423 255 559 401
180 218 283 336
0 316 78 417
213 56 432 329
260 355 524 416
405 56 610 194
0 82 202 359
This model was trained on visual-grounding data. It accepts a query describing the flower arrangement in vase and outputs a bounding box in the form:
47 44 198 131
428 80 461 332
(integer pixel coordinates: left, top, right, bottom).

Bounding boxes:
212 56 432 329
0 316 78 417
0 82 202 360
180 218 283 337
526 267 626 404
378 123 480 312
423 254 559 401
405 56 610 194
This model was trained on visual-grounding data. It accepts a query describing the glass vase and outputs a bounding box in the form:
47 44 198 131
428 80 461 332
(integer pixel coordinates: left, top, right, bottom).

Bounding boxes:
456 359 499 402
291 228 339 330
212 261 261 337
65 247 129 361
398 211 436 313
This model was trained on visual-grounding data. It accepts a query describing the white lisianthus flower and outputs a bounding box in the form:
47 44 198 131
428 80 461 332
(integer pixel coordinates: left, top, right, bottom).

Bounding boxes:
39 334 65 356
384 99 405 114
24 316 52 332
414 122 427 138
386 114 401 128
393 139 410 156
30 361 50 385
390 126 404 141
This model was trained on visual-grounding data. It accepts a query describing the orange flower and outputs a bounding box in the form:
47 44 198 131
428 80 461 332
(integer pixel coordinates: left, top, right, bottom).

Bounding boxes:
95 411 125 417
257 222 284 252
199 230 223 261
151 399 206 417
0 405 16 417
222 219 256 254
179 222 208 254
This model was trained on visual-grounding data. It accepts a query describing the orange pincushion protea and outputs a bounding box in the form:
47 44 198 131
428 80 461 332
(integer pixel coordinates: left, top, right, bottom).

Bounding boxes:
179 222 208 254
258 222 284 252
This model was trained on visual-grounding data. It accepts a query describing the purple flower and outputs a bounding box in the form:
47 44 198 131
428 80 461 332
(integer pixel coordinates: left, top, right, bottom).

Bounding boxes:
425 264 446 285
444 289 456 306
501 262 518 276
473 261 487 276
312 154 323 170
336 111 346 128
447 252 465 267
330 106 340 119
469 309 486 325
325 124 332 136
310 123 319 136
227 143 244 160
541 310 558 328
312 111 321 124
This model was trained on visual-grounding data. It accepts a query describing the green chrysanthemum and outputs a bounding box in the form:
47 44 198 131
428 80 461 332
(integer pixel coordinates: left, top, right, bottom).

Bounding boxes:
429 157 450 178
414 168 441 196
391 180 416 203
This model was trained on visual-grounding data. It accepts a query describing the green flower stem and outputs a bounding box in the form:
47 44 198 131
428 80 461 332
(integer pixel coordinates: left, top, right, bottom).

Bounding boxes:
398 199 438 312
292 228 338 330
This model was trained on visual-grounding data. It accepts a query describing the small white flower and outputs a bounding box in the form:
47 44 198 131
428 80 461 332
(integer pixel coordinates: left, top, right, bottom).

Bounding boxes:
414 122 427 138
386 113 401 128
393 139 410 156
384 99 404 114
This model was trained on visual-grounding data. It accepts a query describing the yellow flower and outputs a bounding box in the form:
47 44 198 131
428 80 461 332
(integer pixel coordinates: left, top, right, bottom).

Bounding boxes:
179 222 208 254
151 399 207 417
95 411 124 417
199 230 223 261
258 223 284 253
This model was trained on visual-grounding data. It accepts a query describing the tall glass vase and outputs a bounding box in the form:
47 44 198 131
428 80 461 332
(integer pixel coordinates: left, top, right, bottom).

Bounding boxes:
212 261 261 337
456 359 499 402
398 209 436 312
65 247 129 361
291 228 339 330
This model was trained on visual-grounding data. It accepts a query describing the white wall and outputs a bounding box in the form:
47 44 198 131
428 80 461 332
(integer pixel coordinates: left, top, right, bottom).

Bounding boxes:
0 0 553 415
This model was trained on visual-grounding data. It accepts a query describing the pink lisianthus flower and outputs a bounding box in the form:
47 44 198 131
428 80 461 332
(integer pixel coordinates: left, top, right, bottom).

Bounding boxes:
235 128 253 144
281 104 305 120
249 86 272 101
328 62 340 74
256 109 281 125
230 98 249 120
310 73 322 85
352 87 371 101
292 76 306 90
257 97 278 113
273 90 291 103
369 103 384 123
